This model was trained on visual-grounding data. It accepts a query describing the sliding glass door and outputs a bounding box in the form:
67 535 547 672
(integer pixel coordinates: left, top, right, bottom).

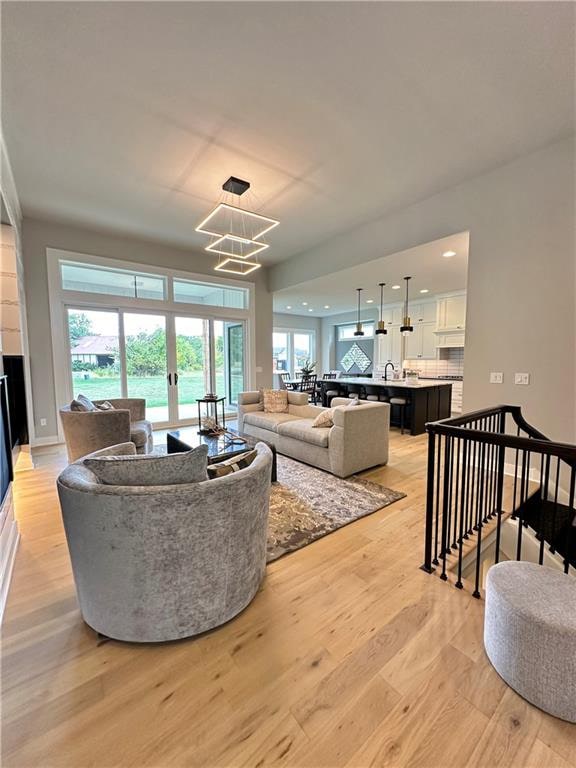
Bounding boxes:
66 307 245 427
123 313 169 424
68 307 122 399
174 316 210 421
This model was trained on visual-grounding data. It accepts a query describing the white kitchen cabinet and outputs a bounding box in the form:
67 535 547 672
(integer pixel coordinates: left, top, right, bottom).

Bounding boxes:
405 322 437 360
411 302 437 323
436 294 466 331
376 324 402 368
382 304 404 326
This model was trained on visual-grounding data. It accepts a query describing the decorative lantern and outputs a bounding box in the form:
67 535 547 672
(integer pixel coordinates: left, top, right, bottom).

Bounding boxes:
196 395 226 435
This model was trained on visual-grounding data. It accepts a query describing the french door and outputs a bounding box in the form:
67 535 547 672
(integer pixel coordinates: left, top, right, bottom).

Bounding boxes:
66 306 245 427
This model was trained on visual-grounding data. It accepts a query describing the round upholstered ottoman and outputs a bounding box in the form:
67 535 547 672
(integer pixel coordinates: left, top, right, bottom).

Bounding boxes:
484 561 576 723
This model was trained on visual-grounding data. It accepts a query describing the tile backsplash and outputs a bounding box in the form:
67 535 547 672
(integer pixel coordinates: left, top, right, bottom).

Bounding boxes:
403 348 464 378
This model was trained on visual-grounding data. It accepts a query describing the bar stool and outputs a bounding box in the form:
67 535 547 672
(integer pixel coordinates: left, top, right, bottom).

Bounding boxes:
389 395 408 435
364 385 386 402
346 384 363 399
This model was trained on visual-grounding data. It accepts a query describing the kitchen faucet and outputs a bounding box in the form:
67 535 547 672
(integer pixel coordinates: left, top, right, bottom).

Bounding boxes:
384 362 395 381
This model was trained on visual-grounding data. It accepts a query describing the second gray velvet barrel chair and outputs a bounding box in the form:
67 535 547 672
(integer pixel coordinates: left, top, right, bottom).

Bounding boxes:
57 442 273 642
59 398 153 461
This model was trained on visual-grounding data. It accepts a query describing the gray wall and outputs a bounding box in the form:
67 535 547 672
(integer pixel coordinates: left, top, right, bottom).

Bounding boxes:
320 308 379 373
271 138 576 444
22 217 273 440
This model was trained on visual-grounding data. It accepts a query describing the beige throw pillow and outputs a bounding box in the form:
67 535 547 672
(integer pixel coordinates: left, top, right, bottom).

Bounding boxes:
312 409 334 428
262 389 289 413
207 449 258 479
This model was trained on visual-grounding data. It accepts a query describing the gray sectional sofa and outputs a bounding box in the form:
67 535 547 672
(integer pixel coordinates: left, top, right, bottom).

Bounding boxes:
238 391 389 477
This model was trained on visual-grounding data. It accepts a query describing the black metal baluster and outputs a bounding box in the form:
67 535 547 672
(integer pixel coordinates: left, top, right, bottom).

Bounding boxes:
445 436 454 554
550 458 560 554
464 429 473 539
538 454 547 565
494 410 506 564
432 433 442 566
455 439 468 590
472 441 486 598
440 436 452 581
452 438 461 549
565 466 575 575
516 450 528 561
422 430 436 573
511 425 521 519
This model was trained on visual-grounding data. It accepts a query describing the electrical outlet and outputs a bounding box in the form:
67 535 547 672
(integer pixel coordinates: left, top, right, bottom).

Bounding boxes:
490 372 503 384
40 418 47 427
515 372 530 385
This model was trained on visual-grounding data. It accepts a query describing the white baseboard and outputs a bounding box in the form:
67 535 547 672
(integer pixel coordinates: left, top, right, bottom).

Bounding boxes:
31 434 62 447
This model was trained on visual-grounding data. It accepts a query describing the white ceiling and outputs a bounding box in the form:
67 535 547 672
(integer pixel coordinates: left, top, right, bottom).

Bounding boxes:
2 2 574 265
273 231 469 317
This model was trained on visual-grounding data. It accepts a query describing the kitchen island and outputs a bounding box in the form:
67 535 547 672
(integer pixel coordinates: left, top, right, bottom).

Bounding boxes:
319 377 452 436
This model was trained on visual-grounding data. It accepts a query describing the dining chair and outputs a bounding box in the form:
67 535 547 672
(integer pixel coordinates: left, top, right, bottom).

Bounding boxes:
299 374 318 404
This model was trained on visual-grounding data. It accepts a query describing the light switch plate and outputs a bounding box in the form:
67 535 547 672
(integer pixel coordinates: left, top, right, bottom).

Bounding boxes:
490 372 503 384
515 372 530 385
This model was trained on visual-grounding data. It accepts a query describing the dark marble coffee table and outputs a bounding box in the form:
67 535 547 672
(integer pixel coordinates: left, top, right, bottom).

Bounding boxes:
166 427 277 482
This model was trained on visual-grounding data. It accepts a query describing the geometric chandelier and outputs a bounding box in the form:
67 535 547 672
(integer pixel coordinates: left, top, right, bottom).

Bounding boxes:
196 176 279 275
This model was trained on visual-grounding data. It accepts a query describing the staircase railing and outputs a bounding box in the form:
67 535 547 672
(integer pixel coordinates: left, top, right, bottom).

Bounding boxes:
421 405 576 597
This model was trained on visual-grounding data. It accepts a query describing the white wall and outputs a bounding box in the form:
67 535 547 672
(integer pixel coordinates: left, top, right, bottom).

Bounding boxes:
22 218 273 441
271 138 576 444
273 312 322 370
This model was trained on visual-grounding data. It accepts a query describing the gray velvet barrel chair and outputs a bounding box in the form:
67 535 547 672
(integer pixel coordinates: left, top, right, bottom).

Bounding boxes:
57 441 273 642
59 398 153 462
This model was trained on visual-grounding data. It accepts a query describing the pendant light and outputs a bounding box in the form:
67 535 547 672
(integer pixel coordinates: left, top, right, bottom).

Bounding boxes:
353 288 364 336
400 276 414 336
375 282 387 335
196 176 279 274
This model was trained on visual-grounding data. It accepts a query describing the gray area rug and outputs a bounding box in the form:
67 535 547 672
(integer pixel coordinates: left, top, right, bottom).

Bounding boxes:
268 456 405 562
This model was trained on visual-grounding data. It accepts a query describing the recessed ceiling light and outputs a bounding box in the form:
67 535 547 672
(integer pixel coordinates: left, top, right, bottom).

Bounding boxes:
392 284 401 290
420 289 429 294
324 304 330 309
286 305 292 310
366 299 374 304
308 308 314 312
302 301 308 306
443 250 456 258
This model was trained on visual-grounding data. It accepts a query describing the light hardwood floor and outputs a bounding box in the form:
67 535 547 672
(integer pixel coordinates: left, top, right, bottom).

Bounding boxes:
2 432 575 767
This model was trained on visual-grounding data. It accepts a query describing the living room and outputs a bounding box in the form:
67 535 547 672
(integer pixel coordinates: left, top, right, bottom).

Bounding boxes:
1 2 575 766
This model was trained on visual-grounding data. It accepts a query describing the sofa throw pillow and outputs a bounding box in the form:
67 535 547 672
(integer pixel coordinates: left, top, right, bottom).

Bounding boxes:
312 409 334 428
207 449 258 479
262 389 289 414
70 393 98 412
96 400 115 411
84 444 209 486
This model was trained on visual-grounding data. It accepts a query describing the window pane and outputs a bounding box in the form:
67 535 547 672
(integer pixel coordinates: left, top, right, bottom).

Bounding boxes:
294 333 313 371
68 309 121 400
61 261 165 300
173 279 248 309
273 332 289 373
338 323 374 340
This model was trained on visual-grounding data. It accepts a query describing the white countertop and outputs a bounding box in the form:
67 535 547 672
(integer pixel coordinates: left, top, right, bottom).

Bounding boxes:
334 377 453 389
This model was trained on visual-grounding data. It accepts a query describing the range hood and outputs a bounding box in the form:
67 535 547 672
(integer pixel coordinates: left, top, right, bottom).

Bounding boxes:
435 331 465 349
